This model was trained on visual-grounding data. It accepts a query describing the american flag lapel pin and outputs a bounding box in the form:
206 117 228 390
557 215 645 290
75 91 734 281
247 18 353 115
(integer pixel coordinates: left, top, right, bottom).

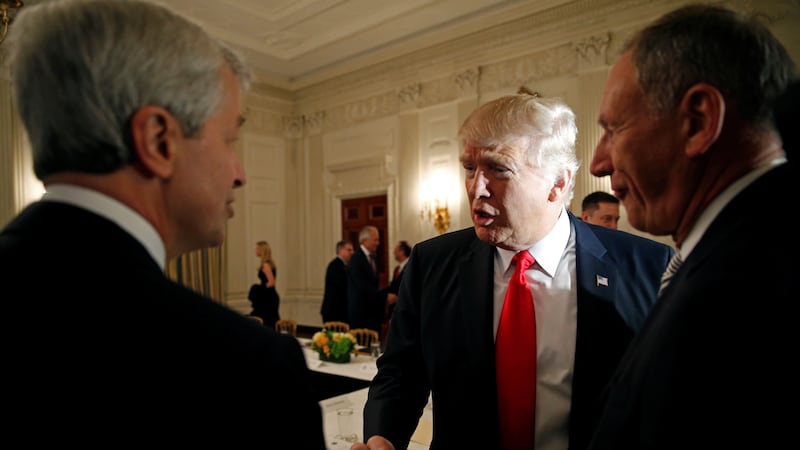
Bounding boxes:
596 274 609 287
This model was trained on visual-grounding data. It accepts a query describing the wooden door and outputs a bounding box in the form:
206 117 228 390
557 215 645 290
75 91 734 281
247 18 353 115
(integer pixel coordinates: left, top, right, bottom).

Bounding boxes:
342 195 388 288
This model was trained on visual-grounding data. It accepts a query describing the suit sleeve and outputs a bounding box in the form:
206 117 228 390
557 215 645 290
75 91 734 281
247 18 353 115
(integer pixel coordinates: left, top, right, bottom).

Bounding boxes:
363 247 430 449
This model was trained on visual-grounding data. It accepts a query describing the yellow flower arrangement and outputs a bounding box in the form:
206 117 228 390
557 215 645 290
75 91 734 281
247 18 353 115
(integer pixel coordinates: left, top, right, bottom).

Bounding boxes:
311 329 357 363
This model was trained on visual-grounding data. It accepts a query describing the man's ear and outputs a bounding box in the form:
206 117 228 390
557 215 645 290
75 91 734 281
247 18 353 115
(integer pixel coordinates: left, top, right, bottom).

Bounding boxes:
681 83 724 158
548 169 572 202
129 105 179 179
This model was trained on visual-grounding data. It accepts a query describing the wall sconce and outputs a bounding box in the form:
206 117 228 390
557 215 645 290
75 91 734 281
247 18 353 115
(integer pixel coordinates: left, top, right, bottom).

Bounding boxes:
0 0 23 45
420 198 450 234
420 166 459 235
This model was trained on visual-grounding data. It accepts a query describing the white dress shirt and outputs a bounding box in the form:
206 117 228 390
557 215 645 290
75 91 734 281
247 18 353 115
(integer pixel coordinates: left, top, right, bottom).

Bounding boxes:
41 183 166 269
493 207 576 450
678 158 786 260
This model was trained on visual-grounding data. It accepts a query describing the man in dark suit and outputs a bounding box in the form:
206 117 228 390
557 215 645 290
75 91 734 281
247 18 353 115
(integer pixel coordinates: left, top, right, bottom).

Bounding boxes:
356 92 672 450
0 1 325 447
384 240 411 321
587 5 796 450
321 240 355 323
348 225 391 334
387 240 411 295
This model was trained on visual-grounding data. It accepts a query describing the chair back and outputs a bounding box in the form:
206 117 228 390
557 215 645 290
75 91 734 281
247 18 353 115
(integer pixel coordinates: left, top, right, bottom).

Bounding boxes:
322 321 350 333
350 328 379 348
246 315 264 325
274 319 298 336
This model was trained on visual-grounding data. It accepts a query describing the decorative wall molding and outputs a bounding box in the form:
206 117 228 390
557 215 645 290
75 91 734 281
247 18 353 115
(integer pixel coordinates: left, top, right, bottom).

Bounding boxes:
572 33 610 71
290 0 632 107
323 93 398 130
304 111 325 136
454 67 480 98
417 76 458 109
243 107 285 136
282 115 304 139
397 84 421 107
326 155 396 198
344 97 381 123
326 155 391 175
480 44 577 95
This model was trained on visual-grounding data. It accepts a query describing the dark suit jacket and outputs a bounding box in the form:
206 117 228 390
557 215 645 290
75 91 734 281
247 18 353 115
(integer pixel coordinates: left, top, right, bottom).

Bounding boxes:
347 247 383 332
321 256 349 323
387 264 404 294
384 264 405 321
588 163 796 450
0 201 326 447
363 212 673 450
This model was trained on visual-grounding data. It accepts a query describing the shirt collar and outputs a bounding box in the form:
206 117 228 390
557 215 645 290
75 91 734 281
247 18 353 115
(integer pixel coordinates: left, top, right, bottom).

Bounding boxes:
680 158 786 259
41 183 166 269
496 206 571 276
360 245 372 257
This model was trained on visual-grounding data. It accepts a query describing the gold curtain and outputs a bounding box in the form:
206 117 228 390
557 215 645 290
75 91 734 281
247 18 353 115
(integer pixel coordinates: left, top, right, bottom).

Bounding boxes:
165 246 226 304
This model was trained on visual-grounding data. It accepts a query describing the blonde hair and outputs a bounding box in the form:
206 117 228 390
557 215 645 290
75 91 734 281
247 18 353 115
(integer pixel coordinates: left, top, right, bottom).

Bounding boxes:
457 88 580 206
256 240 277 271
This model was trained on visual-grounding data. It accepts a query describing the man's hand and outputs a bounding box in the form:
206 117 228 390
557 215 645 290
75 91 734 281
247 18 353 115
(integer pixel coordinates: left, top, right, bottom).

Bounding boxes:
350 435 395 450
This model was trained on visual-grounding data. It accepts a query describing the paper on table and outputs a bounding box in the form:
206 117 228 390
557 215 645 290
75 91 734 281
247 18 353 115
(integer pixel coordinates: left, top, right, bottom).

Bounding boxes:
410 418 432 445
360 363 378 375
309 359 323 368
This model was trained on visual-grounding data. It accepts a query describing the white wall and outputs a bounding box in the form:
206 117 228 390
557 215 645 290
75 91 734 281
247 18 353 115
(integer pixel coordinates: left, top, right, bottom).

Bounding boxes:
4 0 797 326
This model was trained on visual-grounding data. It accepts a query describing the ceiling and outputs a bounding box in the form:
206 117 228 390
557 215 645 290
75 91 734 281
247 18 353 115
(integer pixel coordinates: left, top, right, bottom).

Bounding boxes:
9 0 575 89
150 0 574 89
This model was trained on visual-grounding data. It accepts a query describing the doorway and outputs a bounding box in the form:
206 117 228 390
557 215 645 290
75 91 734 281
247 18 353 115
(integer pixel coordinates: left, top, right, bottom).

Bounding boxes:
341 194 388 288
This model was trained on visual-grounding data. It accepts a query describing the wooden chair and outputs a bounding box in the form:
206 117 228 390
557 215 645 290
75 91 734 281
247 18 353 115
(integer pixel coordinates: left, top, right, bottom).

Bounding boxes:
246 315 264 325
350 328 379 348
274 319 298 336
322 321 350 333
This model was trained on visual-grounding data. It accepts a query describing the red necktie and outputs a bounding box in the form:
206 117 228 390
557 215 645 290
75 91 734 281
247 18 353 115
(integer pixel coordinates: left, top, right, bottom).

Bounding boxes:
393 265 400 280
496 251 536 450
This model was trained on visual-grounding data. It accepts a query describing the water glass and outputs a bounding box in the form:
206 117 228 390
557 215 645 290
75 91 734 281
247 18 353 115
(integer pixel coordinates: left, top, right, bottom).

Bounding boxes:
369 340 381 359
336 408 358 443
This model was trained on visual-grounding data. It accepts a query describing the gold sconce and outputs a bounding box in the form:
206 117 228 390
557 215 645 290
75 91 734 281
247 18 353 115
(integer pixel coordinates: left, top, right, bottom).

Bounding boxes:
420 198 450 234
0 0 23 45
420 167 458 235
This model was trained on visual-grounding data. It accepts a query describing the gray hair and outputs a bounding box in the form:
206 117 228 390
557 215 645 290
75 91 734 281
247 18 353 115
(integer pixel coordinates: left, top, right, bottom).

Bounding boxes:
6 0 252 179
457 90 580 205
359 226 378 243
624 4 796 124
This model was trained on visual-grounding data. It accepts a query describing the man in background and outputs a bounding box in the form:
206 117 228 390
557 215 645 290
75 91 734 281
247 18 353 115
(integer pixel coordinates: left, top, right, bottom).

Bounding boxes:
385 240 411 319
0 0 324 446
581 190 621 229
348 225 394 334
380 240 411 341
321 239 354 323
588 4 796 449
358 90 672 450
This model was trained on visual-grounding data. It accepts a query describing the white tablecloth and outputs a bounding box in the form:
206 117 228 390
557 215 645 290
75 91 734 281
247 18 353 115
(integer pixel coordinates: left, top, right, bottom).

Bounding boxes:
299 337 431 449
298 337 378 382
320 388 432 450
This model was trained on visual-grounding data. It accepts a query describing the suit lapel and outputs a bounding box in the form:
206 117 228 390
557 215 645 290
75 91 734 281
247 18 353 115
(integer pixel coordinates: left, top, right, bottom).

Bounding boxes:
572 216 619 304
458 237 496 363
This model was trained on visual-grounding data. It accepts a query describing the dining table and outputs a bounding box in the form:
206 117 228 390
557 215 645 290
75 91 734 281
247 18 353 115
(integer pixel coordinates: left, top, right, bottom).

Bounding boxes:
320 387 432 450
298 337 377 400
296 337 433 449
